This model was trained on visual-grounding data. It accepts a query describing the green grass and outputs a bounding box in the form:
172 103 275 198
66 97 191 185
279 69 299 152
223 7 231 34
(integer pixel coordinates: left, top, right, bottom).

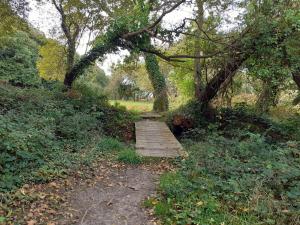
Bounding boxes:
109 100 153 112
117 149 142 164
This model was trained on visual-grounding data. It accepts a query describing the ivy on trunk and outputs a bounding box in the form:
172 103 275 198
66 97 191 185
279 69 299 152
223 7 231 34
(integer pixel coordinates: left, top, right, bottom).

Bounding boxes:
144 53 169 112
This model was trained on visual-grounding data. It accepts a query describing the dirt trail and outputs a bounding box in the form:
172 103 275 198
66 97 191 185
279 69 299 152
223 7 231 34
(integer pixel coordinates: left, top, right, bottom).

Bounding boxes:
5 114 176 224
10 160 172 225
65 165 159 225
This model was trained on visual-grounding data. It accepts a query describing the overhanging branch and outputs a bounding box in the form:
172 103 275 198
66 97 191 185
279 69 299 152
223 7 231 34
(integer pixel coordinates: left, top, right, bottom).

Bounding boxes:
122 0 186 39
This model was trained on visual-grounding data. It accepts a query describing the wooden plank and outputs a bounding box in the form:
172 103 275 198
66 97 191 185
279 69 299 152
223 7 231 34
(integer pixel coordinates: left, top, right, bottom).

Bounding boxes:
141 112 162 119
135 120 184 158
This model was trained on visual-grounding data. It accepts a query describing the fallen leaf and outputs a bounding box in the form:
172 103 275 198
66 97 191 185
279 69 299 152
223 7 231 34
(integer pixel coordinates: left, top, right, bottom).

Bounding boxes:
27 220 37 225
242 207 249 212
196 201 204 206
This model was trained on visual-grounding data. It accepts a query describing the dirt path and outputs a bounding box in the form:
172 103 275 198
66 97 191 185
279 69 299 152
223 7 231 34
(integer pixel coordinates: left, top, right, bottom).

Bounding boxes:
70 166 158 225
8 159 173 224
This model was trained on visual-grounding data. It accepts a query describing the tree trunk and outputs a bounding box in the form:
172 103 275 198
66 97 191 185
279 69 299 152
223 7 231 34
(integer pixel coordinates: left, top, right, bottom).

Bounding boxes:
198 53 247 107
64 37 119 87
145 53 169 112
256 80 280 113
66 40 76 74
194 0 204 99
292 71 300 105
292 72 300 89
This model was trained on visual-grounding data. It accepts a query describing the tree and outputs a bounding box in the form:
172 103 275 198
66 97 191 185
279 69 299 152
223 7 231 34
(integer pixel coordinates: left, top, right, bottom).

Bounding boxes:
194 0 205 99
145 53 169 111
50 0 133 86
140 1 169 111
37 39 67 81
51 0 89 79
73 64 108 99
194 0 300 111
62 0 185 112
62 0 185 85
62 0 299 114
243 0 300 112
0 0 29 36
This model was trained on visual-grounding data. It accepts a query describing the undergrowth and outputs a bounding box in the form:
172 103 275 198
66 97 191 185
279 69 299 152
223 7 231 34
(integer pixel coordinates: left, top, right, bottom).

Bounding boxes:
151 103 300 225
0 83 136 192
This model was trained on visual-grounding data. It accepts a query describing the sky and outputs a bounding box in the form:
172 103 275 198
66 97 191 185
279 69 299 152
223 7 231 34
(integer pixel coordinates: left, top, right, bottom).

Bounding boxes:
27 1 242 75
27 1 194 75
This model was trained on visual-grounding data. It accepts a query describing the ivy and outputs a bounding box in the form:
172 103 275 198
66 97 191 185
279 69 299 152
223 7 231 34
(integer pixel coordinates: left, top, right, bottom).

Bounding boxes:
66 0 169 111
145 53 169 111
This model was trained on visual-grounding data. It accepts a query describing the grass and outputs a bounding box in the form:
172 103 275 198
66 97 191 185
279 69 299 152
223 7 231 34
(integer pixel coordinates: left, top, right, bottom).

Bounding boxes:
117 149 142 164
109 100 153 112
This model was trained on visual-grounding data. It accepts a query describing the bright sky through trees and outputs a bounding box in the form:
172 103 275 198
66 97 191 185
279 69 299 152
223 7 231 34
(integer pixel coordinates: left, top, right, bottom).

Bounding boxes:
27 0 194 75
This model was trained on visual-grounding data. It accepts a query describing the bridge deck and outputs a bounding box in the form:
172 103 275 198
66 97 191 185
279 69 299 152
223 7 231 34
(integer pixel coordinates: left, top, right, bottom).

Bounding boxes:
135 119 184 158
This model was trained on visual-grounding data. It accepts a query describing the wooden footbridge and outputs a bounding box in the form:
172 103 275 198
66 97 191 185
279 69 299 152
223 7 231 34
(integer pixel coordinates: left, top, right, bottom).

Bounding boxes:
135 112 185 158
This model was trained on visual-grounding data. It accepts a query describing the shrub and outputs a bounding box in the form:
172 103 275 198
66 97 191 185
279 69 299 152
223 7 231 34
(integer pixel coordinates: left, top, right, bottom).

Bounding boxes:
0 32 41 86
0 84 135 191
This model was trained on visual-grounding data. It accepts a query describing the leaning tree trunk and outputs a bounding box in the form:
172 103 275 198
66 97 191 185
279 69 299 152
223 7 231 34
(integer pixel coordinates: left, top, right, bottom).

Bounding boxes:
292 71 300 105
197 22 297 109
198 53 247 107
219 74 234 108
145 53 169 112
63 36 119 87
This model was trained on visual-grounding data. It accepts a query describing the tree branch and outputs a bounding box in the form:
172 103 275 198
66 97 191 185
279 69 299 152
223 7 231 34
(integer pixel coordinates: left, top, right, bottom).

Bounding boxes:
121 0 186 39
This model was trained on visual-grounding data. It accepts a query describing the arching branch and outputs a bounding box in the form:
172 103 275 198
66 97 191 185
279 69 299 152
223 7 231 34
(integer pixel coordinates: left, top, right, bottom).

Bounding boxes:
122 0 186 39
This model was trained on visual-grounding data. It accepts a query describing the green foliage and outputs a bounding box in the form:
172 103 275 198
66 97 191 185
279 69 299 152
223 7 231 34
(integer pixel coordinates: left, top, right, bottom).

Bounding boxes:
154 130 300 224
98 105 137 140
145 53 169 112
37 39 67 81
242 0 300 112
73 65 109 102
218 104 300 143
96 137 125 152
0 32 40 86
277 114 300 141
159 172 191 197
0 83 135 192
117 149 142 164
0 1 28 36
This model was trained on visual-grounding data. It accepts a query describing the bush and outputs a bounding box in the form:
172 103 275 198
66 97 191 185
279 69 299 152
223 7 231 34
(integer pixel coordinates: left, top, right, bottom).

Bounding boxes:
0 32 41 86
0 84 135 191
